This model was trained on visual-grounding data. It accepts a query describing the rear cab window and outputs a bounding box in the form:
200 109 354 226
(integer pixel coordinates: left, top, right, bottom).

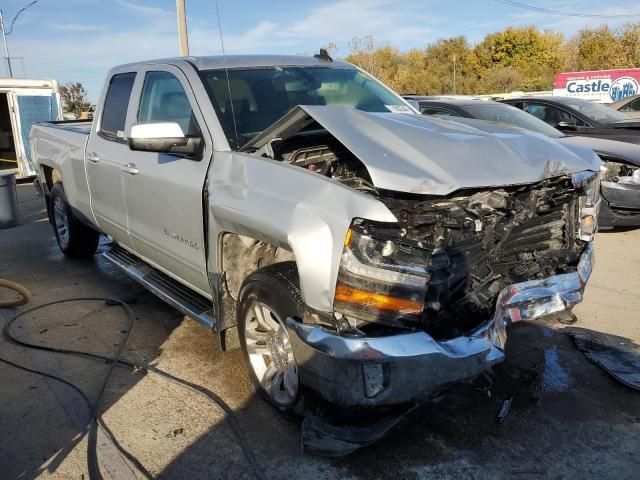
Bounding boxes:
100 72 136 141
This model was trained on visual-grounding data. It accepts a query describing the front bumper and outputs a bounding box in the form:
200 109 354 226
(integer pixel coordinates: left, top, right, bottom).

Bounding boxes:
287 244 594 406
599 181 640 227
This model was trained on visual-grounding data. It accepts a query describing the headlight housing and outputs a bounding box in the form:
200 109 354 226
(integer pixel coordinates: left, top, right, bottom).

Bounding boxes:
571 170 600 241
334 220 430 328
601 158 640 185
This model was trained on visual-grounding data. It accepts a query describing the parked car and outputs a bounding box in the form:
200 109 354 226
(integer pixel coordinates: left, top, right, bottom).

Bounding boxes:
31 55 599 451
500 96 640 145
609 94 640 118
407 96 640 227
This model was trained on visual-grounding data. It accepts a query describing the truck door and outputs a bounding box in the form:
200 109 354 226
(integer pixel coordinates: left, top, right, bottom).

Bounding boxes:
122 66 211 296
86 71 137 245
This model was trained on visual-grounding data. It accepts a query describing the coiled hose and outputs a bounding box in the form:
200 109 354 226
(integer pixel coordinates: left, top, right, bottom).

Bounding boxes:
0 279 31 307
0 283 265 480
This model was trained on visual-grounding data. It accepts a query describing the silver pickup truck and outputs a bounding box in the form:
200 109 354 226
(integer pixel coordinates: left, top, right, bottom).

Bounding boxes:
31 54 600 418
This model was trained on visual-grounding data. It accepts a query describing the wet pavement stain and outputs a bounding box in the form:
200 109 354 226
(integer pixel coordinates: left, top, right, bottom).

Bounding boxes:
542 345 570 392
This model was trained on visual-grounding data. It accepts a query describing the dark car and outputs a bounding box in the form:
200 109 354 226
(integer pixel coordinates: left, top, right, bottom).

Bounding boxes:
405 96 640 227
498 96 640 145
609 94 640 119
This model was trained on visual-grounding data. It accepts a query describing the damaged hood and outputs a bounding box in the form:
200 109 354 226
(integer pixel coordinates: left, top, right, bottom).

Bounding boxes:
244 105 601 196
557 135 640 167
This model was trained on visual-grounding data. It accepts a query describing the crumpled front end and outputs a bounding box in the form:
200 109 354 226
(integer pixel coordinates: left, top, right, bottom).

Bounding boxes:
287 170 599 407
287 243 594 406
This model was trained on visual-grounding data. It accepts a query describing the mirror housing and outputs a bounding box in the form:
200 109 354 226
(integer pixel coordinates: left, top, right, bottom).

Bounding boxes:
556 119 578 131
128 122 202 157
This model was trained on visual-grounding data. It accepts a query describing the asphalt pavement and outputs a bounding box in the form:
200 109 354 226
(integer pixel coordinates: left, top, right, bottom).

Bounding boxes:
1 183 639 479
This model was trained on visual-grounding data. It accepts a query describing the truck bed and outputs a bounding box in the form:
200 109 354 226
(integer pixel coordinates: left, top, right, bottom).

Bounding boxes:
30 119 92 194
39 119 92 135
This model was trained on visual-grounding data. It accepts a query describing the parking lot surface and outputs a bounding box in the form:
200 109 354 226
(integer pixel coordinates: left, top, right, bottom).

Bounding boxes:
1 184 639 479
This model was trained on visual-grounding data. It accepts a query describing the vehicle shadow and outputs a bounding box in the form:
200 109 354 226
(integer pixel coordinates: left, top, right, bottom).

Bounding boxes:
155 321 640 480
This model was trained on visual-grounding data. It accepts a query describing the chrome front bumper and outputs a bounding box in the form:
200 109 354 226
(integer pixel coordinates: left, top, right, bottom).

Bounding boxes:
287 244 594 406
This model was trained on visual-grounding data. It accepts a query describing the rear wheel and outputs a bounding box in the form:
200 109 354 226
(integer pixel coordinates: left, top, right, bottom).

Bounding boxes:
238 262 304 413
50 182 100 258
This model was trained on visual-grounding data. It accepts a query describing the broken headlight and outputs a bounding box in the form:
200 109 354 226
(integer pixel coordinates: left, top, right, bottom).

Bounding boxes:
572 170 600 241
333 220 430 327
602 159 640 185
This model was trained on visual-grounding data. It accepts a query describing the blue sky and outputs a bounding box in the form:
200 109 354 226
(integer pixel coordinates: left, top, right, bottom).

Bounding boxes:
3 0 640 101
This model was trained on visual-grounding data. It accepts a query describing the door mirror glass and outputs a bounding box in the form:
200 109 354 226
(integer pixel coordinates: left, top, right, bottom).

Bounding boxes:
128 122 202 157
556 119 577 131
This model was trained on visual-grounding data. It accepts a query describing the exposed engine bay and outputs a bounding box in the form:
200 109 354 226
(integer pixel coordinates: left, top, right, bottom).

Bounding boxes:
271 131 377 193
380 177 583 338
271 132 587 339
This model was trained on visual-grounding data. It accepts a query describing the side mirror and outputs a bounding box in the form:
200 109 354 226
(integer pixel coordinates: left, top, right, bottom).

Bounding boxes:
556 119 577 131
128 122 202 157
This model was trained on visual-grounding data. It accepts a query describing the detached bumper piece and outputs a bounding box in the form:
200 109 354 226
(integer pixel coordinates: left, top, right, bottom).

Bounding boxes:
288 244 594 407
565 327 640 391
599 181 640 227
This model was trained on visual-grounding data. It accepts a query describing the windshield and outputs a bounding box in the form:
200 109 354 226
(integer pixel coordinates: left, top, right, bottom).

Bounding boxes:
200 66 411 148
465 103 564 138
553 97 628 124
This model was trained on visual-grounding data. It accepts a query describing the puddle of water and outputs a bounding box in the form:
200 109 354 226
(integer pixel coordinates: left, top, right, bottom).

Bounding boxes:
543 346 570 392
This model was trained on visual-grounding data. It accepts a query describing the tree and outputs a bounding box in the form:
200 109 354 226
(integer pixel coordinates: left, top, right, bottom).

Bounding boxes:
422 36 474 94
569 26 625 71
619 23 640 67
346 36 403 85
469 26 565 92
482 66 523 93
326 23 640 96
60 82 91 114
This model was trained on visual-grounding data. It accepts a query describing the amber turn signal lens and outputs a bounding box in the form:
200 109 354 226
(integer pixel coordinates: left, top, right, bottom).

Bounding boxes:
334 282 423 315
344 228 353 247
582 214 595 235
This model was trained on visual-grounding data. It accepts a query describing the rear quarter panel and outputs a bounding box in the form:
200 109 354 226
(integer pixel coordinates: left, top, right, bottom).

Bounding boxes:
30 123 94 223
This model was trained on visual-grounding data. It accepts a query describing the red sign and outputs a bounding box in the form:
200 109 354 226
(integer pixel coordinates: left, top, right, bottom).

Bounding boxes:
553 68 640 103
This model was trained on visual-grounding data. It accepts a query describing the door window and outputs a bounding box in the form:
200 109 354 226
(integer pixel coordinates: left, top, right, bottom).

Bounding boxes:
622 98 640 112
420 106 460 117
100 72 136 139
522 103 587 127
137 71 200 136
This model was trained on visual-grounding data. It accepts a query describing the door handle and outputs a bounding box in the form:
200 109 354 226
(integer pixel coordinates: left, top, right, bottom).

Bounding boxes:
121 163 139 175
87 153 100 163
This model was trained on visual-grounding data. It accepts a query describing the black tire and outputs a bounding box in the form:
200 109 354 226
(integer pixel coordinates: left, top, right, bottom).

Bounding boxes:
237 262 306 414
50 182 100 258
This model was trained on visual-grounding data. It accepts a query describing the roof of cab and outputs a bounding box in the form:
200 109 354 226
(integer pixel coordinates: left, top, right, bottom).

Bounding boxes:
116 54 352 71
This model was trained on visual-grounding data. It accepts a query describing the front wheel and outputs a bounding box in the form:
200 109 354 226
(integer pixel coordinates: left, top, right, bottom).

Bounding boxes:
50 182 100 258
237 262 305 413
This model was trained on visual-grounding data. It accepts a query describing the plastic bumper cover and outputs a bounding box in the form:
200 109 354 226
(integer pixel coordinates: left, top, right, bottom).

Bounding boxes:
287 244 594 406
599 181 640 227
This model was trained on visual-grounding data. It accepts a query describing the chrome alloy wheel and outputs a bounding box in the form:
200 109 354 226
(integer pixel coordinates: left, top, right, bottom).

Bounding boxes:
53 196 70 248
244 301 299 406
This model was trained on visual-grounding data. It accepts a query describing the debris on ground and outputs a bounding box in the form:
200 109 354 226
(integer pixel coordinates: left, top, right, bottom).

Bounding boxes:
565 327 640 391
301 410 410 457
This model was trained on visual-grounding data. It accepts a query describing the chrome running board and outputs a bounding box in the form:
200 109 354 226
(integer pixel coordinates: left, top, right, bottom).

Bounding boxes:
103 245 215 330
